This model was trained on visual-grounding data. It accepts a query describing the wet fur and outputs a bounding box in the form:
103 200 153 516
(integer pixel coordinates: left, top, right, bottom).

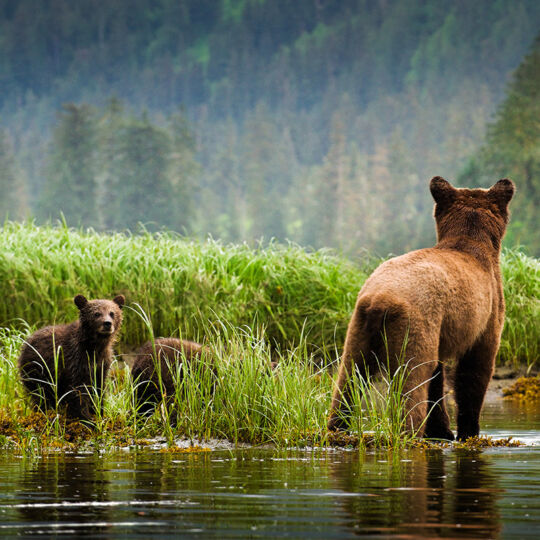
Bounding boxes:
328 177 515 440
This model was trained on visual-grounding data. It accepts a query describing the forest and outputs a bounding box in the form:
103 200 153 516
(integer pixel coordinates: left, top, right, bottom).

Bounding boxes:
0 0 539 256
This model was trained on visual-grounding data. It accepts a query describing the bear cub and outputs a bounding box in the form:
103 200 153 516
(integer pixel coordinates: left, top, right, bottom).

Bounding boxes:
18 294 125 421
131 338 214 418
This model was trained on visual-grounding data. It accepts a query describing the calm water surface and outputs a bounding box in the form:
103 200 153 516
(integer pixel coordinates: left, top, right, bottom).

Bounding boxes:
0 399 538 538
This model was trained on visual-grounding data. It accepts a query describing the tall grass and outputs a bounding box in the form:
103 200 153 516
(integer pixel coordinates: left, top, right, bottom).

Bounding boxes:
0 322 414 449
0 221 366 358
500 248 539 370
0 222 537 367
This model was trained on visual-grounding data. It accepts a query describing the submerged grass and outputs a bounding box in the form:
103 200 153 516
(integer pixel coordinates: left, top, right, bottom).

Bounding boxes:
0 222 537 367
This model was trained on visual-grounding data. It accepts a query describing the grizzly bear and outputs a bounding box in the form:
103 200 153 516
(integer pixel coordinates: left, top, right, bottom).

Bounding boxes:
18 294 125 421
327 177 515 440
130 338 214 418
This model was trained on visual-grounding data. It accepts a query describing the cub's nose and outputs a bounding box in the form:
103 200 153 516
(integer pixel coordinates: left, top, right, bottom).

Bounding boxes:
103 320 112 330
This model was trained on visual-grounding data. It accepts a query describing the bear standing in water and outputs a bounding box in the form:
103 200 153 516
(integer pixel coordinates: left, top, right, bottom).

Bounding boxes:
18 294 125 421
327 177 515 440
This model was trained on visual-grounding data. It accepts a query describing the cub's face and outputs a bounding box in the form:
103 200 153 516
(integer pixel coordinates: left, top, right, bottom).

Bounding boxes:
430 177 515 247
74 295 125 338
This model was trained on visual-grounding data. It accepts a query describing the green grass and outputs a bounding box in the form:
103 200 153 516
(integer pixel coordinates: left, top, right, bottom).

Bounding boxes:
0 221 537 451
0 221 367 358
499 248 540 370
0 322 415 451
0 222 536 367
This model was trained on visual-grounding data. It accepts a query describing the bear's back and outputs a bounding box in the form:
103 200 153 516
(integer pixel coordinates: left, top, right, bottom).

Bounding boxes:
19 321 79 370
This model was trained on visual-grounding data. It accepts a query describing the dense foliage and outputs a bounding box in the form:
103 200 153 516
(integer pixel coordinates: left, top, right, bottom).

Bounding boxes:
0 1 539 254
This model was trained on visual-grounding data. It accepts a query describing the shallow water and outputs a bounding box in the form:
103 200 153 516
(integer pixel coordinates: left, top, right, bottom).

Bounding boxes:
0 399 538 538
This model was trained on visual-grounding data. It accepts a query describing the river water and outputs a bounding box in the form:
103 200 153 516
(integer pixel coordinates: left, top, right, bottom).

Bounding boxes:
0 399 538 538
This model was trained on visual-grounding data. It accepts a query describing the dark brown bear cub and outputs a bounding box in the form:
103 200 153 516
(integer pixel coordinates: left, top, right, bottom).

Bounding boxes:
327 177 515 441
131 338 214 418
18 294 125 421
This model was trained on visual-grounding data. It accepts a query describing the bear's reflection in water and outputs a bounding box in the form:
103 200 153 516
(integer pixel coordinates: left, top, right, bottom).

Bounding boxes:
329 449 501 538
15 455 112 537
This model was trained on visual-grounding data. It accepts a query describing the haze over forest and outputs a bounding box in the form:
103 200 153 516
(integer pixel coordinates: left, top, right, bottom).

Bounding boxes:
0 0 539 256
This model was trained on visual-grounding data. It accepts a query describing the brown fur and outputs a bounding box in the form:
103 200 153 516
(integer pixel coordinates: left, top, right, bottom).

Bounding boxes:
18 294 125 421
131 337 214 417
327 177 515 440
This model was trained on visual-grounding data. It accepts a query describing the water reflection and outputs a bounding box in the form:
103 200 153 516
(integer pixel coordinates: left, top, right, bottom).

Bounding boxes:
13 455 113 537
329 449 501 537
0 443 537 538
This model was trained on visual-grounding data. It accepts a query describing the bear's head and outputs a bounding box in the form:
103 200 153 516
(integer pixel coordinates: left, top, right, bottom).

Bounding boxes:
430 176 515 250
74 294 125 340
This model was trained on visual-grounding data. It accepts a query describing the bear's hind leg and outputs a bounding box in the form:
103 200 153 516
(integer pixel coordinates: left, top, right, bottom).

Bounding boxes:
424 361 454 440
328 309 374 432
454 338 496 441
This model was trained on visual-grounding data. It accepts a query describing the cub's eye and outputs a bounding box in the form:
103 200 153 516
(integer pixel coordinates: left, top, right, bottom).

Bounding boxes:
94 312 101 318
109 312 115 319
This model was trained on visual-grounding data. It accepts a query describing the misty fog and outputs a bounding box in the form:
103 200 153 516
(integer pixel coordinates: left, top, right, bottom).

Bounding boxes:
0 0 539 256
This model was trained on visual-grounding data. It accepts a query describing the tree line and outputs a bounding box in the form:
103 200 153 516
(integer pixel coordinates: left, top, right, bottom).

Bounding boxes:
0 0 538 255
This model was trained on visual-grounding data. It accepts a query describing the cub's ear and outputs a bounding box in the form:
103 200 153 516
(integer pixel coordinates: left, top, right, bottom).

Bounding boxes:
488 178 515 212
74 295 88 310
429 176 457 205
113 295 125 309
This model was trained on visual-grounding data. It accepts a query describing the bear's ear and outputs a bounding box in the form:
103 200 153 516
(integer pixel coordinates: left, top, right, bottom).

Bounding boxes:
74 295 88 310
488 178 515 212
429 176 457 205
113 295 125 309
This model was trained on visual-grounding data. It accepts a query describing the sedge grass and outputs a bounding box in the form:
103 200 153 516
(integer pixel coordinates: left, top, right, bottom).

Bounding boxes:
0 221 537 367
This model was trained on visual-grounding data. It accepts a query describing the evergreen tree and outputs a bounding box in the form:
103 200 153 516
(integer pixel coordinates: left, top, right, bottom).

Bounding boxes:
196 117 245 241
0 128 27 220
104 113 178 232
460 33 540 254
241 103 296 242
39 104 98 227
168 109 199 233
305 111 350 249
96 97 125 229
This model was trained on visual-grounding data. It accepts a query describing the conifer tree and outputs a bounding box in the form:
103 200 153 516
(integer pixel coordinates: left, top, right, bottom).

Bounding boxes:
38 104 98 227
460 33 540 254
0 128 27 220
104 113 177 232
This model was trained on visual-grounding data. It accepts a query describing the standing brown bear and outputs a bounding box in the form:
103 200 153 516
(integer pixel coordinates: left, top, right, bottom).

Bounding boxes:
327 177 515 440
131 338 214 418
18 294 125 421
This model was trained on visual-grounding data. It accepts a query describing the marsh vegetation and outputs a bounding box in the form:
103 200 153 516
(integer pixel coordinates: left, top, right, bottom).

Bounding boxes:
0 224 537 451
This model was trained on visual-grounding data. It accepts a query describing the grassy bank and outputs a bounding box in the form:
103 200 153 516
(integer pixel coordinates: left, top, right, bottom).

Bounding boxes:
0 323 415 451
0 222 537 367
0 222 537 450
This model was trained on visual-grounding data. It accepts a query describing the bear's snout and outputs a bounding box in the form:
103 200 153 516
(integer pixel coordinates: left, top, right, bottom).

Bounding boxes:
100 319 114 334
